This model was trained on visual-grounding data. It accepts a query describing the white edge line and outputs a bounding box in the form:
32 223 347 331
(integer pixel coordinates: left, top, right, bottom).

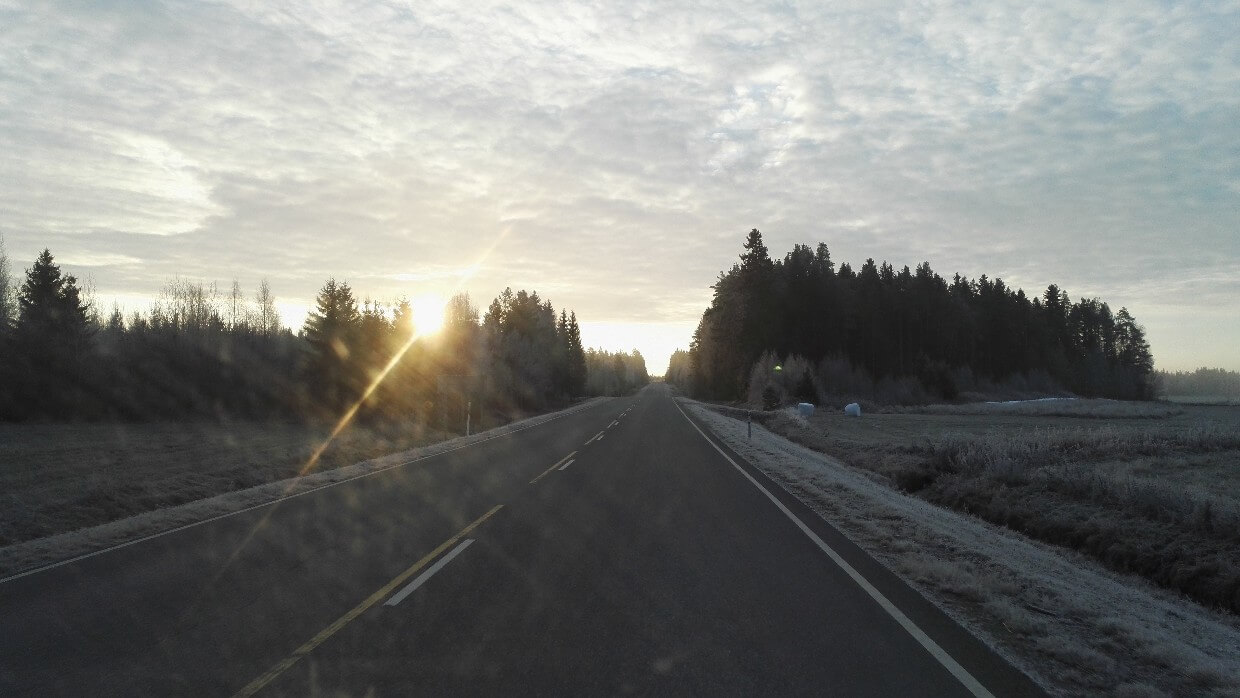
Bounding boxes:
0 399 616 585
385 539 474 607
558 459 576 471
673 400 995 698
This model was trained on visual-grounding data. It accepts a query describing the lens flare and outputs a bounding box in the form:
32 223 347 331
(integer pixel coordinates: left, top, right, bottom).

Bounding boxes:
210 233 508 585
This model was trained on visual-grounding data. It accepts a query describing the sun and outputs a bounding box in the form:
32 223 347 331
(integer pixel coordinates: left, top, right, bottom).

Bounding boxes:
409 294 446 337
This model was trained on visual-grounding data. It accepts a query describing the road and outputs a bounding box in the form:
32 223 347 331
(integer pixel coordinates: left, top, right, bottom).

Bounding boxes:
0 384 1042 696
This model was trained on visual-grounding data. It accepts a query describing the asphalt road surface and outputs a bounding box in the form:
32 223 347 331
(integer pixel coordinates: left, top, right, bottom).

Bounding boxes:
0 384 1043 696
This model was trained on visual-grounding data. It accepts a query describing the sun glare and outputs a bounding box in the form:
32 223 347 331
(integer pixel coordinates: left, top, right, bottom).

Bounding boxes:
410 294 447 336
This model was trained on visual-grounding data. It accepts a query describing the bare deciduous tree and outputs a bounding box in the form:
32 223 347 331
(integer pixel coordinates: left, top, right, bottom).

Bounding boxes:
228 279 248 331
154 277 220 332
0 233 14 329
254 278 280 335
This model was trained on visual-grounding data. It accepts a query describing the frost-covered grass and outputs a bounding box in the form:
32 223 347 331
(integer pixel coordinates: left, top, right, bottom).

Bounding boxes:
758 405 1240 612
687 400 1240 697
898 398 1184 419
0 399 609 577
0 419 451 547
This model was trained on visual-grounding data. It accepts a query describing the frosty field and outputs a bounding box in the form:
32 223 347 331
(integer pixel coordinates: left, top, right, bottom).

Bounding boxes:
0 400 609 579
751 402 1240 615
0 419 455 547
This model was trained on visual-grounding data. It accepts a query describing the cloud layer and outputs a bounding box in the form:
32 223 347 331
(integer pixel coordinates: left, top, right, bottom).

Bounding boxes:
1 0 1237 371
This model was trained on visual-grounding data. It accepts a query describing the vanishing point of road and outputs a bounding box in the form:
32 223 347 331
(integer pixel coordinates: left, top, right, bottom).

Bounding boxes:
0 384 1042 696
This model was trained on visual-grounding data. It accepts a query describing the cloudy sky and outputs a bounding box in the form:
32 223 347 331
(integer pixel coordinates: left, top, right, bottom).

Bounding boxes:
2 0 1237 373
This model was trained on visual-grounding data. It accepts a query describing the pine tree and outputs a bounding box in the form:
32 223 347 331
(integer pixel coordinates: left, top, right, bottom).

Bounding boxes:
553 309 571 396
566 311 586 395
1113 307 1155 399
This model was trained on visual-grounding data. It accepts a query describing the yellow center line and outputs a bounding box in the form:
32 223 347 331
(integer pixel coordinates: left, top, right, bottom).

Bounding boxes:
529 451 577 484
231 504 504 698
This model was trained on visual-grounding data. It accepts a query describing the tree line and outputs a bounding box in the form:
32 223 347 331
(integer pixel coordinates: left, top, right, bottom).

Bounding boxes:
678 229 1155 405
584 347 649 396
1156 367 1240 399
0 243 647 423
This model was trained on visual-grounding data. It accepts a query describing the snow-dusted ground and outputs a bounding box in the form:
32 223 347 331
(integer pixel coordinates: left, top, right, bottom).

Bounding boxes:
0 398 610 580
685 400 1240 697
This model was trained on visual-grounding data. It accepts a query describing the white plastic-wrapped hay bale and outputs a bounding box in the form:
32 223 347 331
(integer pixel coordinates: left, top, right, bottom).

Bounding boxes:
844 402 861 417
796 402 814 418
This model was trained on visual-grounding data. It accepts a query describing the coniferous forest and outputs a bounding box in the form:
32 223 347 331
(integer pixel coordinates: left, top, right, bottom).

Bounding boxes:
0 246 647 423
679 230 1156 405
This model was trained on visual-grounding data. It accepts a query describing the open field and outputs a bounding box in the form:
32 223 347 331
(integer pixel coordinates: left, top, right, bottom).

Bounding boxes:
894 397 1185 419
1165 395 1240 406
689 401 1240 697
0 419 448 547
0 407 564 548
745 402 1240 614
0 399 609 579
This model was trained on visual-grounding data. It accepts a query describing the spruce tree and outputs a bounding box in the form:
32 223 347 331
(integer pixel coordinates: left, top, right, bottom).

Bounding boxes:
302 278 361 409
1113 307 1155 399
12 249 93 417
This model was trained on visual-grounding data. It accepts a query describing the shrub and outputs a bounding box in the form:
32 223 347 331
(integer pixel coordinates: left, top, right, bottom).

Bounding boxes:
761 385 780 410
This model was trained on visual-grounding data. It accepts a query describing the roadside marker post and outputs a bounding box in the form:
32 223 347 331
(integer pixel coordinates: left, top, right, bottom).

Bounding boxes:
747 410 752 440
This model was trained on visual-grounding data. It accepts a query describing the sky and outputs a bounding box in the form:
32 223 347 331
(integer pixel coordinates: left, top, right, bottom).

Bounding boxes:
1 0 1237 375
